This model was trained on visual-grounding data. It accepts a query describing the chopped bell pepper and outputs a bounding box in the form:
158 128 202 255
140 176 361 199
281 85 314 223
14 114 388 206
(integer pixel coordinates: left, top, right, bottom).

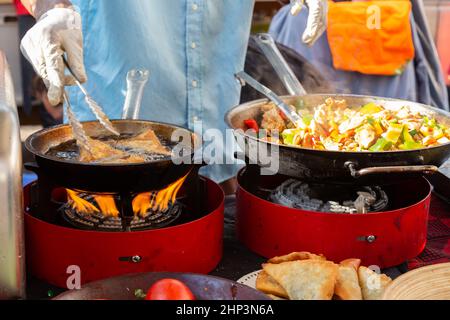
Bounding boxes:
302 114 313 126
244 119 259 132
383 123 404 144
399 141 423 150
402 126 415 143
369 138 393 151
423 117 437 128
360 102 383 115
367 117 384 135
281 129 297 145
400 127 423 149
421 117 440 137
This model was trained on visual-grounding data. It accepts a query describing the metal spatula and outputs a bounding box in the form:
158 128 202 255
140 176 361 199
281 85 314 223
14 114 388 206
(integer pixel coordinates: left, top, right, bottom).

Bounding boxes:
63 57 120 136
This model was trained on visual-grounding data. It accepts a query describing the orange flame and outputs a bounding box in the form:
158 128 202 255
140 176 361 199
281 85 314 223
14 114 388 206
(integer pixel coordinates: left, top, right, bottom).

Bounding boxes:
93 195 119 217
133 173 189 216
67 173 190 218
67 189 100 214
132 192 152 217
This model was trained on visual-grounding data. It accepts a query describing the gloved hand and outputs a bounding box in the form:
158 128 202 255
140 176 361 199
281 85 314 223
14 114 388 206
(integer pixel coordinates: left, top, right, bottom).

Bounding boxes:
21 7 87 106
290 0 328 46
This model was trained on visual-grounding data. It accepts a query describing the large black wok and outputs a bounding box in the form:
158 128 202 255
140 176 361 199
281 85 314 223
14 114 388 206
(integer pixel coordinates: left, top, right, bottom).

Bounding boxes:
25 120 199 193
225 94 450 185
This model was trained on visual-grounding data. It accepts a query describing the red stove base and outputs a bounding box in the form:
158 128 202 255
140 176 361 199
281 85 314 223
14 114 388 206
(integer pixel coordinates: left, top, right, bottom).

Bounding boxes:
236 168 431 268
24 177 224 288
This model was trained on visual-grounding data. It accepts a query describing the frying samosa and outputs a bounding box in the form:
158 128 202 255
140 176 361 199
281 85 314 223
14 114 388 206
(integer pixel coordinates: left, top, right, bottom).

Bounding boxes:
79 138 145 163
113 129 171 156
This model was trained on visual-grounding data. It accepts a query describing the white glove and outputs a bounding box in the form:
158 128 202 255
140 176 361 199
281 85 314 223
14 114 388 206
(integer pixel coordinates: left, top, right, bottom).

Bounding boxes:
290 0 328 46
21 7 87 106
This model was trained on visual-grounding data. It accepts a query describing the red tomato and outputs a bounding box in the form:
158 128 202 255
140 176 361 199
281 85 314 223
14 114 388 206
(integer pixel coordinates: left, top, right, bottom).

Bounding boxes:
145 279 195 300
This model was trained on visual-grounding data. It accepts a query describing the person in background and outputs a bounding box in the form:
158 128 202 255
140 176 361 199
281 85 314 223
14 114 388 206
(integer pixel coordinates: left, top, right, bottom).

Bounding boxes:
19 0 327 193
270 0 449 110
31 76 63 127
13 0 34 115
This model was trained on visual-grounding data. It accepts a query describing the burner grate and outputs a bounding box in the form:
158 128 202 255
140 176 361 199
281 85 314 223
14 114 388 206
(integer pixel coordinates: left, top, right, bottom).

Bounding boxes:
61 193 182 231
269 179 388 214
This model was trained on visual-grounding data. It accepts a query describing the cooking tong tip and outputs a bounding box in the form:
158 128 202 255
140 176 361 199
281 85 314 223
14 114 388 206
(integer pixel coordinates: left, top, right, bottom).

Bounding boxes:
63 56 120 137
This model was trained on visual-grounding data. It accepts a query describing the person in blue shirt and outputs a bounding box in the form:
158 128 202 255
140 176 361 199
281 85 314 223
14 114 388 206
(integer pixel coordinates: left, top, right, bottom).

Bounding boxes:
19 0 328 192
270 0 449 110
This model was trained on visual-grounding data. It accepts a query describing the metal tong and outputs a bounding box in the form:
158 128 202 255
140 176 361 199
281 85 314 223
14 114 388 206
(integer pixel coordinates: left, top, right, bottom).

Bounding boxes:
63 57 120 136
235 71 303 127
235 33 308 127
253 33 306 96
63 92 93 154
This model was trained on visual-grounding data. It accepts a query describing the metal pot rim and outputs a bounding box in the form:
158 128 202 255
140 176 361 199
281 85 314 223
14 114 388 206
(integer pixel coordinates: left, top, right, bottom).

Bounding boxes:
25 119 201 167
225 93 450 155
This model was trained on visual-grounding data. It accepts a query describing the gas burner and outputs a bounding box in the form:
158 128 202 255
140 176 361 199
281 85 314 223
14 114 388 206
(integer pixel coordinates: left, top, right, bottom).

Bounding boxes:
61 192 182 232
269 179 388 214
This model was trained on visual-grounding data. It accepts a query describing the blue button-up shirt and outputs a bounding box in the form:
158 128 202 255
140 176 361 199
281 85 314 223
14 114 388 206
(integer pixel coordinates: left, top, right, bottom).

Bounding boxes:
68 0 254 182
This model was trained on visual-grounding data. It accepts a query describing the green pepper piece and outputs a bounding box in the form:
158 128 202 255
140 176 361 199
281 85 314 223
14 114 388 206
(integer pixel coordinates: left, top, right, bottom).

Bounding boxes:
399 141 423 150
402 126 415 143
369 138 392 151
282 129 296 145
424 117 437 128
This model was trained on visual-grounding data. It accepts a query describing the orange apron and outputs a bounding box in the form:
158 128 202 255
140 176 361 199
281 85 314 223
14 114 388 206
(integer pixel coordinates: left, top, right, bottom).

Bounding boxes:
327 0 415 76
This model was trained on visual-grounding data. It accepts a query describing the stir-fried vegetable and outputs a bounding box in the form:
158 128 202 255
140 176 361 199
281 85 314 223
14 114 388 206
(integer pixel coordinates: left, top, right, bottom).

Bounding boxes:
251 98 450 152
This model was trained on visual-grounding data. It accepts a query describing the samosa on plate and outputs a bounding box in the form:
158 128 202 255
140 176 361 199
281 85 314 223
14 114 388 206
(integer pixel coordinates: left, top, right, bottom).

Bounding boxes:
358 266 392 300
263 260 338 300
267 251 326 264
334 258 363 300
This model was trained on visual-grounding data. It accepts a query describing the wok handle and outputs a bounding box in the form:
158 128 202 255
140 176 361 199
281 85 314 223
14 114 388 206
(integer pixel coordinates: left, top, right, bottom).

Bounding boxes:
345 161 439 178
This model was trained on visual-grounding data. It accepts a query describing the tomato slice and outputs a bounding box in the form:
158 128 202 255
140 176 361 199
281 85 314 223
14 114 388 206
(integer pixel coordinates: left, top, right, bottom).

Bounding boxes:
145 279 196 300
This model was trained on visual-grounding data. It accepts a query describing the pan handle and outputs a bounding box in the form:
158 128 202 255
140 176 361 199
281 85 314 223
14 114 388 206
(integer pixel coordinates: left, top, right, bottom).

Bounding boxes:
345 161 439 178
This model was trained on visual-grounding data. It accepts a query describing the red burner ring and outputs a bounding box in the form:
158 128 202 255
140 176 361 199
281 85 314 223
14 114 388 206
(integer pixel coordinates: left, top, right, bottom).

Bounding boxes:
236 168 431 268
24 177 224 288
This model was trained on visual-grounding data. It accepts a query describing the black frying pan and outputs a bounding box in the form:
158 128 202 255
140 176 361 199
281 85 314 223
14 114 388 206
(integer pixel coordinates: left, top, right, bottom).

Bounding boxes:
25 120 200 193
225 94 450 185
